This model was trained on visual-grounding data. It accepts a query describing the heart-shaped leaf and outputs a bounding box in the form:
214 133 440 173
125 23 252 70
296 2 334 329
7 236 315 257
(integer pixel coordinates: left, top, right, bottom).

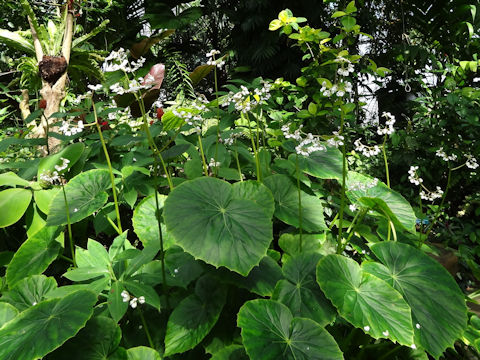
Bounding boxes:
238 299 343 360
164 177 273 276
0 290 97 360
289 145 344 180
47 169 111 226
263 174 327 232
363 242 468 358
6 226 62 287
273 253 336 326
1 275 57 311
127 346 162 360
346 172 416 233
0 188 32 228
316 254 414 346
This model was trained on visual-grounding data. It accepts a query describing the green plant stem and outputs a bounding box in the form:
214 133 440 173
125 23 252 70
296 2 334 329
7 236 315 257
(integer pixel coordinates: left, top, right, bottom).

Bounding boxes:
234 139 243 182
59 254 74 264
138 308 154 348
197 133 209 176
213 63 220 177
382 134 390 188
92 100 123 233
337 107 347 254
339 208 367 254
61 184 76 267
137 97 174 190
329 213 339 230
244 112 261 181
295 154 303 252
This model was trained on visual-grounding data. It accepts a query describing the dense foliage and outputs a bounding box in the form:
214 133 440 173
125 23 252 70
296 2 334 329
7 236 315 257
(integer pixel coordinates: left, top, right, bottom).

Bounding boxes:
0 1 479 359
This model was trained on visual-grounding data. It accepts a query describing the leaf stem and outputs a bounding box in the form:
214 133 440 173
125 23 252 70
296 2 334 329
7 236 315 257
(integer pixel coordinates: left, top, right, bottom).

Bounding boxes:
337 107 347 254
197 133 209 176
92 99 123 233
295 154 303 251
139 308 154 348
382 134 390 188
61 184 76 267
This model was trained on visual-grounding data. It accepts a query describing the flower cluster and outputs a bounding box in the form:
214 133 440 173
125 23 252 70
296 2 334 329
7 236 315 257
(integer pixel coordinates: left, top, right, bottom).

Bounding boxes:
55 157 70 172
320 81 353 97
377 112 395 135
281 124 326 156
208 158 221 169
435 147 457 162
420 187 443 201
121 290 145 309
59 120 84 136
348 178 379 192
172 109 204 133
408 166 423 185
354 138 381 157
326 131 345 148
206 49 225 69
222 82 272 113
39 158 69 186
465 154 479 169
102 48 146 73
337 63 355 77
109 76 154 95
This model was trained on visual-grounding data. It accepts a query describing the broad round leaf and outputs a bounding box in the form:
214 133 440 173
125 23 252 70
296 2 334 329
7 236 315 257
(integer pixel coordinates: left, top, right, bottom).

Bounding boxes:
263 174 327 232
6 226 62 287
363 242 468 358
37 142 85 180
238 299 343 360
273 253 336 326
47 169 111 226
164 177 273 276
346 172 416 233
289 145 344 180
132 193 175 249
0 188 32 228
0 290 97 360
0 302 18 327
1 275 57 311
164 276 226 356
316 254 414 346
49 316 121 360
127 346 162 360
232 180 275 218
0 171 30 187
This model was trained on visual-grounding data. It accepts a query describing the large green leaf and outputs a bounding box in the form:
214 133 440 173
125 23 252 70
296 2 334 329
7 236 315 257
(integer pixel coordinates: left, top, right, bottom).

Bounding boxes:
273 253 336 326
0 290 97 360
289 145 344 180
127 346 162 360
263 174 327 232
6 226 62 287
0 29 35 55
0 302 18 327
34 188 60 214
1 275 57 311
0 188 32 227
346 172 416 233
164 276 226 356
163 177 273 276
210 345 248 360
37 142 85 180
238 299 343 360
132 193 175 249
316 255 414 346
232 180 275 218
0 171 30 187
363 242 468 359
49 316 121 360
47 169 111 226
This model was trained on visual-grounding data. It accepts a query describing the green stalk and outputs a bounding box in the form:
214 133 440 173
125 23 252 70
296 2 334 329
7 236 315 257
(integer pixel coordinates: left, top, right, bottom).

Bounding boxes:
61 184 76 267
382 134 390 188
337 107 347 254
234 139 243 182
244 112 261 181
92 99 123 233
197 133 209 176
213 62 220 177
339 208 367 254
296 154 303 251
139 308 154 348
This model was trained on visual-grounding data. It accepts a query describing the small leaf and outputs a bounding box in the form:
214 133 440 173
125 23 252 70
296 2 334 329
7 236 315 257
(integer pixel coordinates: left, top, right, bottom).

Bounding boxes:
127 346 162 360
0 188 32 228
108 281 128 323
332 11 346 18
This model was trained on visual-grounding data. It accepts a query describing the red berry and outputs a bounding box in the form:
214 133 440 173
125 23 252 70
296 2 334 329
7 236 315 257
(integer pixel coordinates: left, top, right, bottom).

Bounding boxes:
157 107 164 120
150 120 154 125
101 121 109 130
39 99 47 109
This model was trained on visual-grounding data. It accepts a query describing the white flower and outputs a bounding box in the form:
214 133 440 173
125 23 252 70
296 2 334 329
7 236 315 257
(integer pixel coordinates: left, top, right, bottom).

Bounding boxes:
435 147 457 162
465 154 479 169
130 298 138 309
326 131 344 148
295 133 327 156
382 330 389 337
420 186 443 202
121 290 130 303
138 296 145 304
87 84 102 91
377 112 395 135
208 158 221 168
354 138 381 158
349 204 357 212
364 325 370 331
408 166 423 185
